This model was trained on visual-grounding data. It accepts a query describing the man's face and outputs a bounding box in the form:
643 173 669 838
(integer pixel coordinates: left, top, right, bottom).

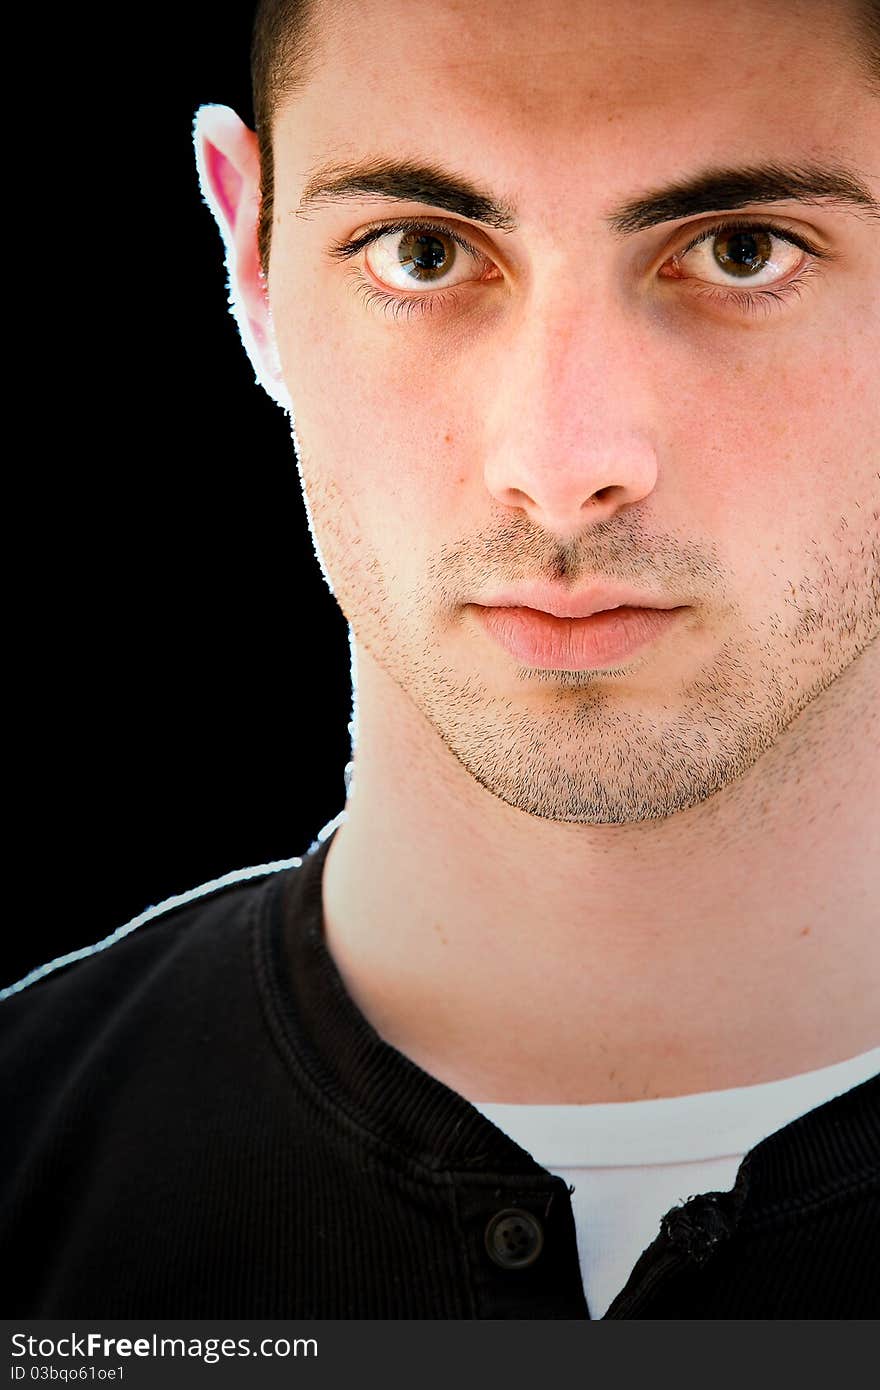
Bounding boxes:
266 0 879 824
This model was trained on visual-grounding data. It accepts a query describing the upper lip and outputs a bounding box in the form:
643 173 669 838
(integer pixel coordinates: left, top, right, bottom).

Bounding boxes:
475 582 684 619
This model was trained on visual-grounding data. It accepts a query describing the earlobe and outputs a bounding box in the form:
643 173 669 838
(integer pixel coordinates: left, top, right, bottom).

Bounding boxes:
192 103 291 412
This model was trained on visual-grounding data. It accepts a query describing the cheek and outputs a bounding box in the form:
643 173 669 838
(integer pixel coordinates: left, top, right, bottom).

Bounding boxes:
278 309 470 537
662 319 878 536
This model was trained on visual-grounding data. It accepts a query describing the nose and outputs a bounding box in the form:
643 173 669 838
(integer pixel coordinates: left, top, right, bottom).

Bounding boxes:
481 294 660 539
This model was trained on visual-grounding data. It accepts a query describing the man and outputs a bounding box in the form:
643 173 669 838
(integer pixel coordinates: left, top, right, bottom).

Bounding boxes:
2 0 878 1319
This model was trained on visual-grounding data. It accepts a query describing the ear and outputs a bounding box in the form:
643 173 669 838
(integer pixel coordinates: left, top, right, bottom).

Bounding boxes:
192 103 291 411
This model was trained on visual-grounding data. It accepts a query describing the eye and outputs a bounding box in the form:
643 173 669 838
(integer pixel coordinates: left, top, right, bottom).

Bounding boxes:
326 218 500 306
364 226 490 292
661 221 823 291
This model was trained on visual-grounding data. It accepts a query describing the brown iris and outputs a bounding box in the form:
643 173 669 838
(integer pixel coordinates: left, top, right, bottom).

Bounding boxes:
713 229 774 278
396 231 454 282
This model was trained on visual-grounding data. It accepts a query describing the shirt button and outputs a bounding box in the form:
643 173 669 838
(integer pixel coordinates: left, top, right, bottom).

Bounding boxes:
484 1207 545 1270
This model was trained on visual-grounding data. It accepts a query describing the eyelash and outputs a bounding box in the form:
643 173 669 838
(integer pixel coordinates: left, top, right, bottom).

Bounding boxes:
327 215 832 323
667 219 830 319
328 218 479 321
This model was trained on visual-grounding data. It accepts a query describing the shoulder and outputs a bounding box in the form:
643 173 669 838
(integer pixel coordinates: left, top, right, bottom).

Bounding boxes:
0 855 304 1085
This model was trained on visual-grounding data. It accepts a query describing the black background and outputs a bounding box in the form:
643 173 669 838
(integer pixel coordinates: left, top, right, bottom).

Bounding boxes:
10 4 351 987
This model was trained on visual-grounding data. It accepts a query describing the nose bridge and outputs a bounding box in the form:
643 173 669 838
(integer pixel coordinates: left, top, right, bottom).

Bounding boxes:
504 280 641 441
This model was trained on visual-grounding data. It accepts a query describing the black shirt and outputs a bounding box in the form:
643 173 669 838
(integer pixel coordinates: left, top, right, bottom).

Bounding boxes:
2 828 878 1317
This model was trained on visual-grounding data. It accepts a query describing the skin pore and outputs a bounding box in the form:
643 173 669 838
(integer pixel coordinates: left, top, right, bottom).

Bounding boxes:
197 0 879 1102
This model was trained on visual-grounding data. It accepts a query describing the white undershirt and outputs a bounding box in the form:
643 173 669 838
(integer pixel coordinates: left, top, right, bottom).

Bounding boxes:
470 1046 880 1318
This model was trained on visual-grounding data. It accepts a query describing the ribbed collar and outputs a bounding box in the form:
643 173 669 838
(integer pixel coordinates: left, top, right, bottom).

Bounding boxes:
255 826 879 1217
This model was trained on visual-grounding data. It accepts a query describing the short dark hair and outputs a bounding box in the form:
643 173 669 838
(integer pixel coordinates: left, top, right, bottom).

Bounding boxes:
249 0 880 281
250 0 323 280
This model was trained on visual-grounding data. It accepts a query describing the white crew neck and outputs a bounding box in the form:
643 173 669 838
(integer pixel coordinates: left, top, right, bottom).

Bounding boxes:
470 1045 880 1165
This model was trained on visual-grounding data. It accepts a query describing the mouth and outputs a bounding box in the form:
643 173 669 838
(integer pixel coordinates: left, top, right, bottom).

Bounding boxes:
471 602 689 671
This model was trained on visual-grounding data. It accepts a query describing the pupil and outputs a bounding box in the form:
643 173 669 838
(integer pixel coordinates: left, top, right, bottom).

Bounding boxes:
399 232 451 280
714 229 772 278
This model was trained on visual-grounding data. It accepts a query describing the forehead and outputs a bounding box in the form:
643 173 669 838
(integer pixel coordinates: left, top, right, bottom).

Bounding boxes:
274 0 874 217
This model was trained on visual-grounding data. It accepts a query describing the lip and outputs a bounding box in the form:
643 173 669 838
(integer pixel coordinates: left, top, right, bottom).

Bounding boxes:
471 603 688 670
477 582 682 619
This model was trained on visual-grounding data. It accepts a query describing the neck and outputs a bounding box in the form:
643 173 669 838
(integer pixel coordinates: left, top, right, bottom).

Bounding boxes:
320 638 880 1104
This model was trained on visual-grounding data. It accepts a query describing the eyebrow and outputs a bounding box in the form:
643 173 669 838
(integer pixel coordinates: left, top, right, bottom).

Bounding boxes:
296 155 880 234
606 161 880 234
297 156 518 229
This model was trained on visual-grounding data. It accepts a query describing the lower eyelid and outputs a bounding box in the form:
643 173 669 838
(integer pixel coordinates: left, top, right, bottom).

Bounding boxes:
683 261 824 315
347 269 459 320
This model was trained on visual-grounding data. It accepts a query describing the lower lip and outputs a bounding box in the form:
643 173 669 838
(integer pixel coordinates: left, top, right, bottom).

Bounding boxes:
473 604 687 670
